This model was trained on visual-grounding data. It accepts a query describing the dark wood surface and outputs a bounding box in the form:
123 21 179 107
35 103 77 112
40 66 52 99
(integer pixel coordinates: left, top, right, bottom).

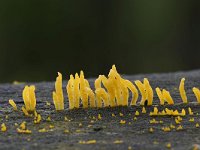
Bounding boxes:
1 70 200 150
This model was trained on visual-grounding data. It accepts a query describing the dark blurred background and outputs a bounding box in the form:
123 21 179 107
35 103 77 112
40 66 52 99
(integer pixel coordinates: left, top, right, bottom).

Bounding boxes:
0 0 199 83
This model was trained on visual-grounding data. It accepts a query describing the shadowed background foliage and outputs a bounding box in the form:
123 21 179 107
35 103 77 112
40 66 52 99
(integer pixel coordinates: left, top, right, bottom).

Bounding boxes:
0 0 199 83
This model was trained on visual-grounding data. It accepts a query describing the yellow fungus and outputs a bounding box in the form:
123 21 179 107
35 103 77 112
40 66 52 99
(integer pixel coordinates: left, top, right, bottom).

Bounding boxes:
23 85 37 112
162 127 171 132
38 128 47 133
34 114 42 124
196 123 199 128
123 80 138 106
144 78 154 105
95 88 109 107
112 113 116 117
53 72 64 110
49 125 54 129
22 106 30 116
9 99 18 111
64 130 69 133
180 109 186 116
179 78 188 103
142 107 146 113
189 118 195 122
150 107 158 116
135 111 140 116
135 80 147 105
1 123 7 132
79 140 97 144
46 116 51 122
177 125 183 130
120 120 126 124
188 107 194 115
156 87 165 105
98 114 102 120
119 113 124 116
166 143 171 149
163 89 174 105
150 119 159 124
113 140 123 144
193 87 200 103
79 123 83 127
128 146 132 150
170 124 175 129
20 121 26 130
149 128 154 133
17 128 32 134
133 117 137 121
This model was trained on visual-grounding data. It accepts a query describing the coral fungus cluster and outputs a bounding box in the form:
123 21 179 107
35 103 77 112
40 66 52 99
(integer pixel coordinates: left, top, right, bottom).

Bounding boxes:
9 65 200 112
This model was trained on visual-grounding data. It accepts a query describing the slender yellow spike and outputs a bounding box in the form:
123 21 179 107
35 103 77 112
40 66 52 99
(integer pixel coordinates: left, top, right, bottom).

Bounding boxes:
156 87 165 105
179 78 188 103
95 88 109 107
193 87 200 103
74 73 80 108
109 69 122 106
95 75 102 89
163 89 174 105
9 99 18 111
135 80 147 105
53 72 64 111
80 71 89 108
120 82 129 106
144 78 154 105
123 80 138 106
22 85 37 112
67 75 75 109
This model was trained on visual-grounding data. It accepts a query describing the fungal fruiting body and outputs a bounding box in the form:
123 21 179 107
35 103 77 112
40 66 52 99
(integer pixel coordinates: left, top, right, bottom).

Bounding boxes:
53 72 64 110
23 85 37 112
95 65 138 108
179 78 188 103
9 99 18 111
67 71 95 109
156 88 174 105
193 87 200 103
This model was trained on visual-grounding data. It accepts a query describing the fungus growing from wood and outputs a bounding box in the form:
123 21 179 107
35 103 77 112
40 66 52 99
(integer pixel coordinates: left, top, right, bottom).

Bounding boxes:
179 78 188 103
23 85 37 112
9 99 18 111
53 72 64 111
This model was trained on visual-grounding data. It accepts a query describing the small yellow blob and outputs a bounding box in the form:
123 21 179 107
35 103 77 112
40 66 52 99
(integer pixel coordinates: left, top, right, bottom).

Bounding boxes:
166 143 171 149
113 140 123 144
98 114 102 120
34 114 42 124
1 123 7 132
79 140 96 144
189 118 195 122
149 127 154 133
135 111 140 116
188 107 194 115
179 78 188 103
133 117 137 121
112 113 116 117
196 123 199 128
142 107 146 113
162 127 171 132
38 128 47 133
22 106 30 116
17 128 32 134
9 99 18 111
53 72 64 111
177 125 183 130
46 116 51 122
119 113 124 116
23 85 37 112
120 120 126 124
170 124 175 129
64 129 69 133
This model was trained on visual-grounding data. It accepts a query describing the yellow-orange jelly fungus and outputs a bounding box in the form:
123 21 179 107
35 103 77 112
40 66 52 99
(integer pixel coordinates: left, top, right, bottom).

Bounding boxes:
7 65 200 112
23 85 37 112
53 72 64 110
